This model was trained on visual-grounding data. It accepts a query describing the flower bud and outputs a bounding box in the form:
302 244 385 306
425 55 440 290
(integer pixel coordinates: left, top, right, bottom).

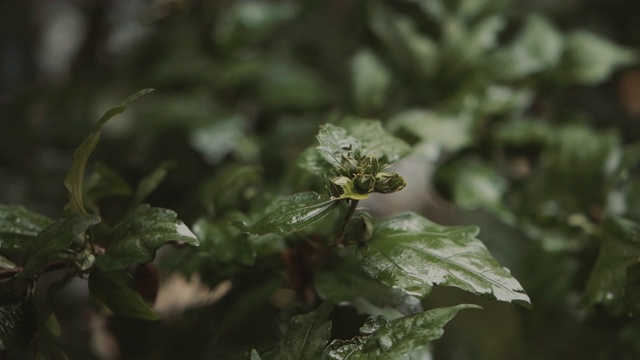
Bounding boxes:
374 172 406 193
355 173 376 193
328 176 352 198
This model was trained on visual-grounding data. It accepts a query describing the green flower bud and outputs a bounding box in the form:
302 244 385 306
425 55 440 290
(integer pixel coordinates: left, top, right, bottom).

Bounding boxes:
355 173 376 193
374 172 406 193
339 155 359 176
359 156 381 175
344 211 373 244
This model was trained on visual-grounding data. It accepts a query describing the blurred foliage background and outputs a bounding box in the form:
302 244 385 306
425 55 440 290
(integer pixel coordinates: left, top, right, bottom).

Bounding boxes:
2 0 640 359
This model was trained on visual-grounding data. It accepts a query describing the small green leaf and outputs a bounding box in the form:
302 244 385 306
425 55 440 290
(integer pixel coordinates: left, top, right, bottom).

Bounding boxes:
324 304 480 359
342 120 410 164
21 212 101 277
96 204 198 271
251 349 262 360
356 212 530 306
88 269 159 320
234 192 339 236
275 303 333 360
351 48 392 113
84 163 133 206
0 204 52 255
583 216 640 315
129 161 175 211
64 88 153 213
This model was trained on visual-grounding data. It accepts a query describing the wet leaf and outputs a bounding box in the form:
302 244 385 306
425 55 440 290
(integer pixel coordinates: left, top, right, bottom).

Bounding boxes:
21 212 101 277
316 124 361 168
356 212 530 306
89 269 159 320
324 304 480 359
584 216 640 315
342 120 410 164
192 217 255 266
64 89 153 213
234 192 339 236
0 204 52 254
351 48 391 113
95 204 198 271
275 303 333 360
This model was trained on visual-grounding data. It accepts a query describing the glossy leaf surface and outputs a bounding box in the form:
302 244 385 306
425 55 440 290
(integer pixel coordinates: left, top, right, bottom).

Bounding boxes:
21 212 101 277
96 204 198 271
0 205 52 254
88 269 158 320
342 120 410 164
324 304 479 359
356 213 530 305
234 192 339 236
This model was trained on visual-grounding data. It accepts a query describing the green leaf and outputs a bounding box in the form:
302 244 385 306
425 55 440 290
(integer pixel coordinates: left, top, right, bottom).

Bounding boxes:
129 161 175 211
297 147 334 175
324 304 480 359
0 299 35 354
96 204 198 271
368 2 438 79
21 212 101 277
31 299 64 360
0 254 16 270
356 212 530 305
251 349 262 360
192 217 255 266
64 88 154 213
435 158 514 224
234 192 339 236
316 124 361 168
584 216 640 315
315 255 422 317
84 163 133 207
388 109 472 159
88 269 159 320
561 30 636 85
351 48 392 113
275 303 333 360
190 115 259 164
492 14 564 79
342 120 410 164
0 204 52 254
258 61 330 110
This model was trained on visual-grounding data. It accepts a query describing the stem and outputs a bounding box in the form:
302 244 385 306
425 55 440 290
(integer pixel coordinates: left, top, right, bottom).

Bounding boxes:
331 199 359 247
0 261 68 281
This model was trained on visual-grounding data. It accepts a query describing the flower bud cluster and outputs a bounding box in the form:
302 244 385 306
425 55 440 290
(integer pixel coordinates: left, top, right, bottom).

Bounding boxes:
328 153 406 198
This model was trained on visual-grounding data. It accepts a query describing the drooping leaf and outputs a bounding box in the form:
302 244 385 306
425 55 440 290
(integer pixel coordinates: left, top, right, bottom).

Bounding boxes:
275 303 333 360
324 304 480 359
64 88 154 213
316 124 361 168
0 204 52 254
95 204 198 271
583 216 640 315
342 120 410 164
234 192 339 236
21 212 101 277
351 48 392 113
88 269 159 320
561 30 636 85
356 212 530 306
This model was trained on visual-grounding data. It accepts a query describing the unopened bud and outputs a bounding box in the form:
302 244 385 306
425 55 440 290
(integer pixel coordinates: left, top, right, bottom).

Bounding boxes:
374 172 406 193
